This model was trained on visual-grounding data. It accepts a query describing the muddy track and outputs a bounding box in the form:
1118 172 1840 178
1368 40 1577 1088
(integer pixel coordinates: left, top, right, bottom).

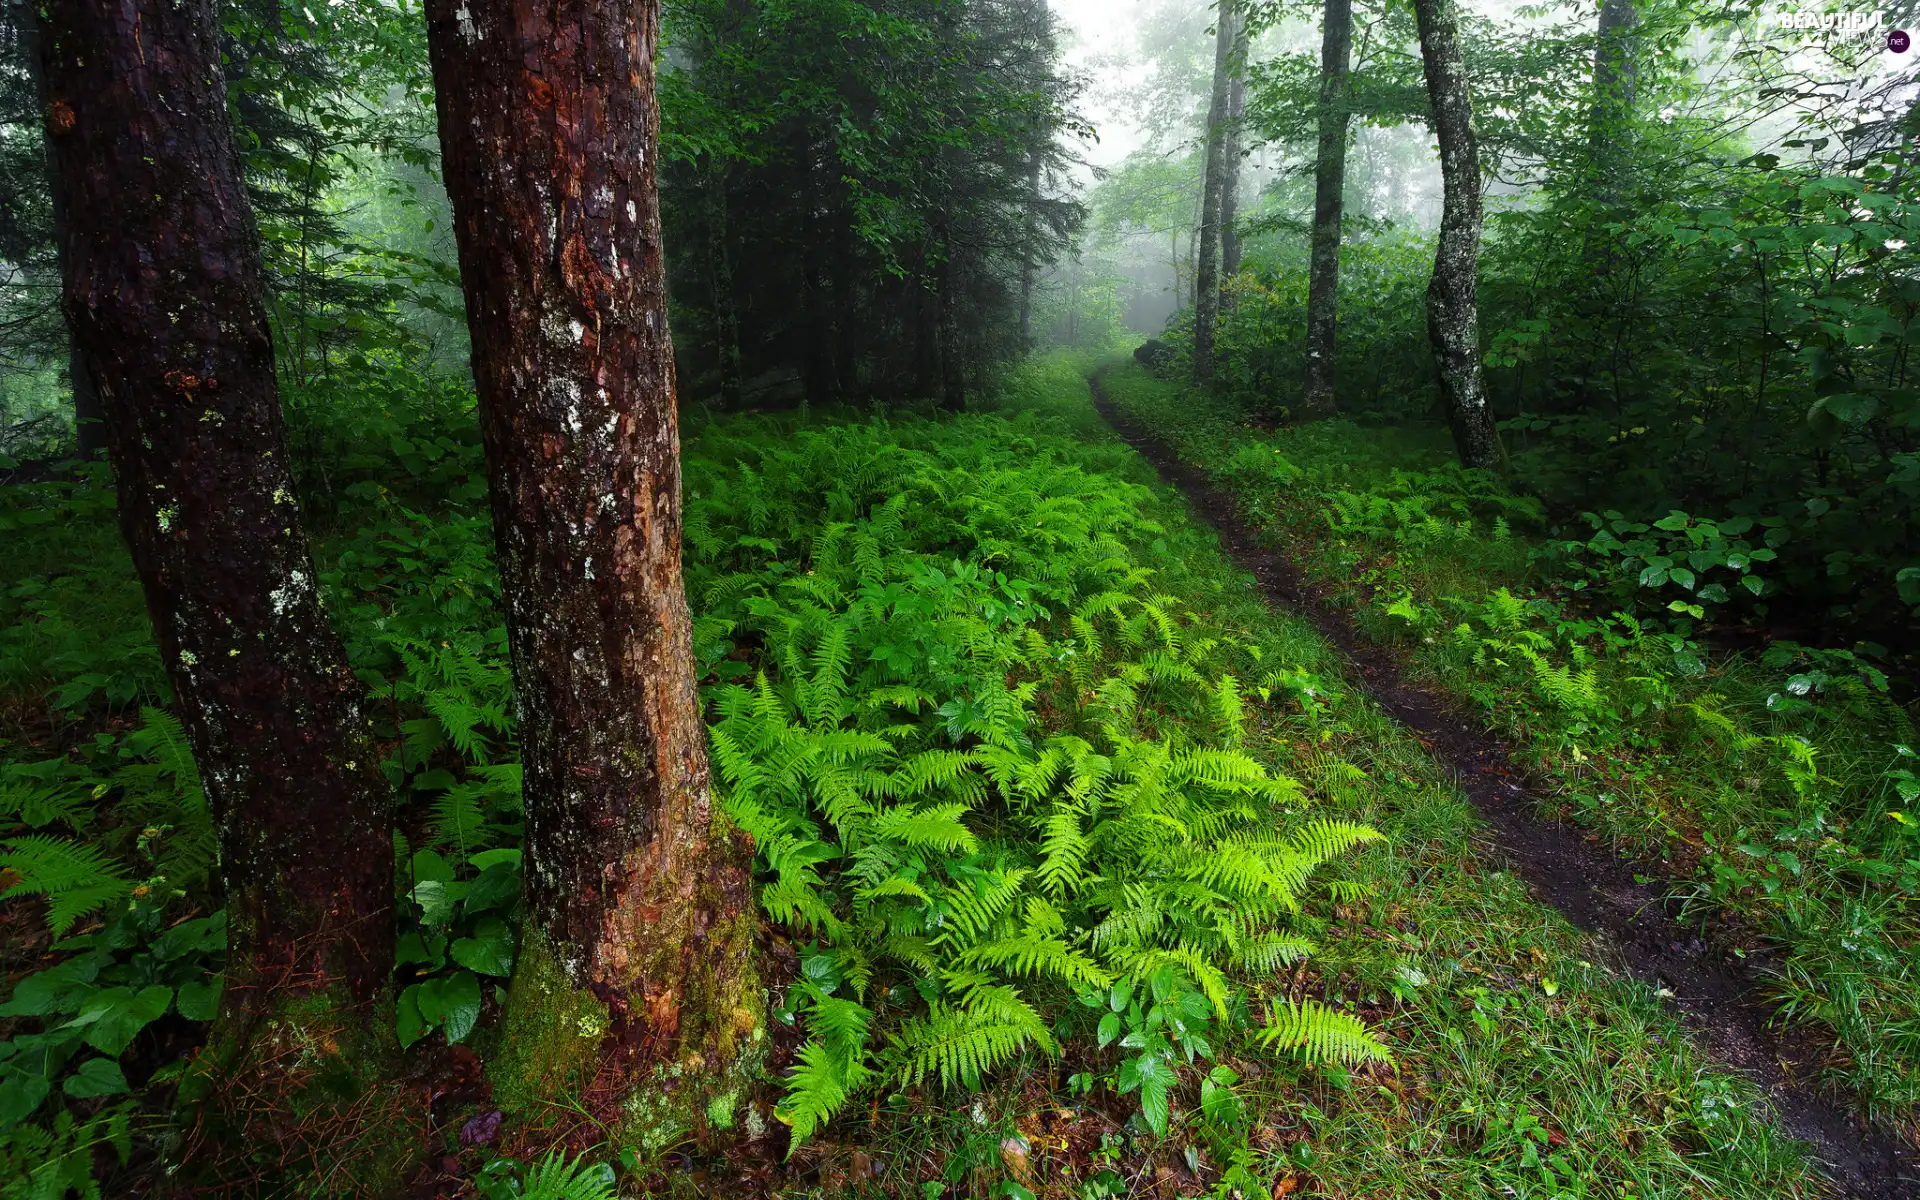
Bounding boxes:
1089 375 1920 1200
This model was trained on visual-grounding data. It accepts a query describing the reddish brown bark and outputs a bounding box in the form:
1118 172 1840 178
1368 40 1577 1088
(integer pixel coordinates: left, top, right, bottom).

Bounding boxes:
421 0 760 1112
37 0 393 1015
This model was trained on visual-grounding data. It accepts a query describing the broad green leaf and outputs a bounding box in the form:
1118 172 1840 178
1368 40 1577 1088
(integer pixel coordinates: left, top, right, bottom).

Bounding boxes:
451 917 516 977
176 978 222 1023
0 1074 50 1128
64 985 172 1056
63 1057 129 1098
416 971 483 1043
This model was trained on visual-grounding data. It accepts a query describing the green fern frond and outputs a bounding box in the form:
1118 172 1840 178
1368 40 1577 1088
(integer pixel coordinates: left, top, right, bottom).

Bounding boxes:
957 932 1112 988
777 1036 868 1144
1 835 134 934
516 1150 617 1200
1213 675 1244 746
1287 818 1386 866
867 802 978 854
890 990 1054 1090
1036 803 1089 895
1258 999 1394 1067
1235 933 1317 971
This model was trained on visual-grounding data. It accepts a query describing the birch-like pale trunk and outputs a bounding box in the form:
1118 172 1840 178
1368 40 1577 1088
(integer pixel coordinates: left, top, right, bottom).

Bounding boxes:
1192 0 1236 382
1412 0 1506 470
1219 17 1247 285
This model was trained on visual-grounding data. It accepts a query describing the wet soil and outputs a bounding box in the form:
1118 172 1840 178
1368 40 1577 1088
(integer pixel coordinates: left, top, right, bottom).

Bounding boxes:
1090 375 1920 1200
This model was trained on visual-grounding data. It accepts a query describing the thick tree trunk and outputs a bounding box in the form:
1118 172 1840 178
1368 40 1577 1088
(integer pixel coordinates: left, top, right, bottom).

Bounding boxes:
38 0 393 1025
1412 0 1506 471
1302 0 1353 417
1220 57 1246 285
421 0 762 1138
1191 0 1235 382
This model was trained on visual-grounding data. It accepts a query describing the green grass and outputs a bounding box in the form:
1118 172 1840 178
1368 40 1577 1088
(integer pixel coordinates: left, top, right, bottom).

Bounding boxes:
1097 357 1920 1137
0 355 1832 1198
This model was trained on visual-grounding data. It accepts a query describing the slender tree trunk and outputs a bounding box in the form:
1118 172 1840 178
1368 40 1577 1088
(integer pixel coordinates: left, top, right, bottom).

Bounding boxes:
1581 0 1636 272
1587 0 1637 200
39 0 393 1029
1302 0 1353 416
1191 0 1235 382
705 162 744 407
1220 52 1246 286
422 0 762 1135
1411 0 1505 470
1018 157 1042 348
14 1 105 458
800 135 835 405
1577 0 1637 406
938 242 965 409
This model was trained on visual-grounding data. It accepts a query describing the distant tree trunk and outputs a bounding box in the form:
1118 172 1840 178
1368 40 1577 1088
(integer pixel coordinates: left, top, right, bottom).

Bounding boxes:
39 0 393 1032
1219 49 1247 286
938 247 966 409
1302 0 1353 417
705 162 743 407
1018 156 1042 347
14 1 104 458
1587 0 1636 196
1582 0 1636 266
422 0 762 1129
1411 0 1506 471
1192 0 1235 382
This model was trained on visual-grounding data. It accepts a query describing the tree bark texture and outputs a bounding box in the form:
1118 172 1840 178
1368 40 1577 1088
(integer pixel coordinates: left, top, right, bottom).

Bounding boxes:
1412 0 1506 471
1219 53 1246 285
38 0 394 1017
1192 0 1235 383
12 1 105 458
421 0 762 1126
1302 0 1353 417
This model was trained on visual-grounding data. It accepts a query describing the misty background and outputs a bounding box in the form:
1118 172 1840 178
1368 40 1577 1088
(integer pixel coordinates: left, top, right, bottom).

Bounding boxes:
1035 0 1918 348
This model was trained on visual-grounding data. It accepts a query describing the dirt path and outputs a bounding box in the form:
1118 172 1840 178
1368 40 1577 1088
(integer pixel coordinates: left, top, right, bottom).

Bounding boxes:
1090 375 1920 1200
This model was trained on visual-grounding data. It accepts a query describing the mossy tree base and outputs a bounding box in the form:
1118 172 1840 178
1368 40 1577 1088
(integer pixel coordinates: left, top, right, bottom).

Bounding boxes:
492 899 766 1157
170 983 414 1198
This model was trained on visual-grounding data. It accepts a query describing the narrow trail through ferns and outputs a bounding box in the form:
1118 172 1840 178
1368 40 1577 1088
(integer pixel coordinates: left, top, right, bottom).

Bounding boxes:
1089 368 1920 1200
0 356 1896 1197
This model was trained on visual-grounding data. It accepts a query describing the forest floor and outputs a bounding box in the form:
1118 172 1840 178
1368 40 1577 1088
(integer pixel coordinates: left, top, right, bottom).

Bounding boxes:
729 358 1845 1200
1087 364 1920 1199
3 356 1918 1199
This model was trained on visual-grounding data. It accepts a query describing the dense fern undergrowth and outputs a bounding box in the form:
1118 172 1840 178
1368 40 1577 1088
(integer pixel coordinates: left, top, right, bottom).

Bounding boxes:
0 355 1833 1197
1100 359 1920 1135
